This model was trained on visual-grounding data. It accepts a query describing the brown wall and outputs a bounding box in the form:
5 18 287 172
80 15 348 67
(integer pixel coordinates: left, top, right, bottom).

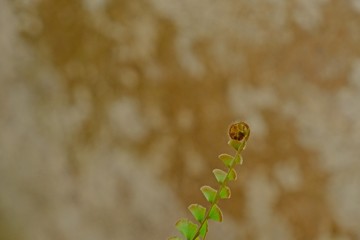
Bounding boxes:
1 1 360 239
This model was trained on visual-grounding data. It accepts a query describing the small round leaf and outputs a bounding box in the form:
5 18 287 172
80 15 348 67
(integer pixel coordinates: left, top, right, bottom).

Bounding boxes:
199 220 208 238
228 168 237 181
188 204 206 222
175 219 198 240
228 139 241 151
213 169 227 184
218 154 234 168
200 186 217 204
209 204 223 222
219 186 231 199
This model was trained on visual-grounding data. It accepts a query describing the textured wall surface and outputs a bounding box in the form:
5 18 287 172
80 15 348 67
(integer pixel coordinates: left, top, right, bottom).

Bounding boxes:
1 0 360 239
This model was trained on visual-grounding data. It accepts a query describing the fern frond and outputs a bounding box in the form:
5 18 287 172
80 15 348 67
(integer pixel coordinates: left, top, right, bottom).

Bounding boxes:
169 121 250 240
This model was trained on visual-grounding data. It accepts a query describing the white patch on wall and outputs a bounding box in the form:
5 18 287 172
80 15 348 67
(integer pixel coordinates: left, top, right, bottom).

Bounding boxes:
0 1 21 79
175 36 205 78
227 82 277 139
327 172 360 237
228 82 278 112
277 78 360 237
60 86 93 135
351 0 360 13
106 149 184 239
274 160 303 191
293 0 329 30
348 58 360 88
82 0 108 12
176 108 194 131
183 144 205 176
149 0 289 76
107 97 149 142
246 171 279 224
245 170 294 240
145 135 175 177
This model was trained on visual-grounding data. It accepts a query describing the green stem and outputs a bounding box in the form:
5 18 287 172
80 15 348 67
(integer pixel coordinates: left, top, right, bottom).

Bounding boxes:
192 140 246 240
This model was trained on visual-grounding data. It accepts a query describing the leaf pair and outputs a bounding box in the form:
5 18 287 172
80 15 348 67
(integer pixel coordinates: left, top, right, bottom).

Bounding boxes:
213 168 237 183
189 203 222 223
171 202 223 240
201 185 231 201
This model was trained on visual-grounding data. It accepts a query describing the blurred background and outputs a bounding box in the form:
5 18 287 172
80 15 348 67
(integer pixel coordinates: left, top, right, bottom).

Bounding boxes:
1 0 360 239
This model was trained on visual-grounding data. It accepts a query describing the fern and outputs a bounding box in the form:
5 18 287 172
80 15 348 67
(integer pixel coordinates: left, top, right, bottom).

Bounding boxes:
169 121 250 240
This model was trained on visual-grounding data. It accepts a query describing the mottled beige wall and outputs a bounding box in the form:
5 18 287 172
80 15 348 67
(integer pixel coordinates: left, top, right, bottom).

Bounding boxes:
1 0 360 239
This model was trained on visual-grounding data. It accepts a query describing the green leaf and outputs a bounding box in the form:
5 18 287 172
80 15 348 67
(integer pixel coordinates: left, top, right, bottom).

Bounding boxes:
213 169 227 184
199 220 208 238
209 204 223 222
188 204 206 222
228 168 237 181
228 139 241 151
200 186 217 203
175 219 198 240
168 237 183 240
219 186 231 199
218 154 234 168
